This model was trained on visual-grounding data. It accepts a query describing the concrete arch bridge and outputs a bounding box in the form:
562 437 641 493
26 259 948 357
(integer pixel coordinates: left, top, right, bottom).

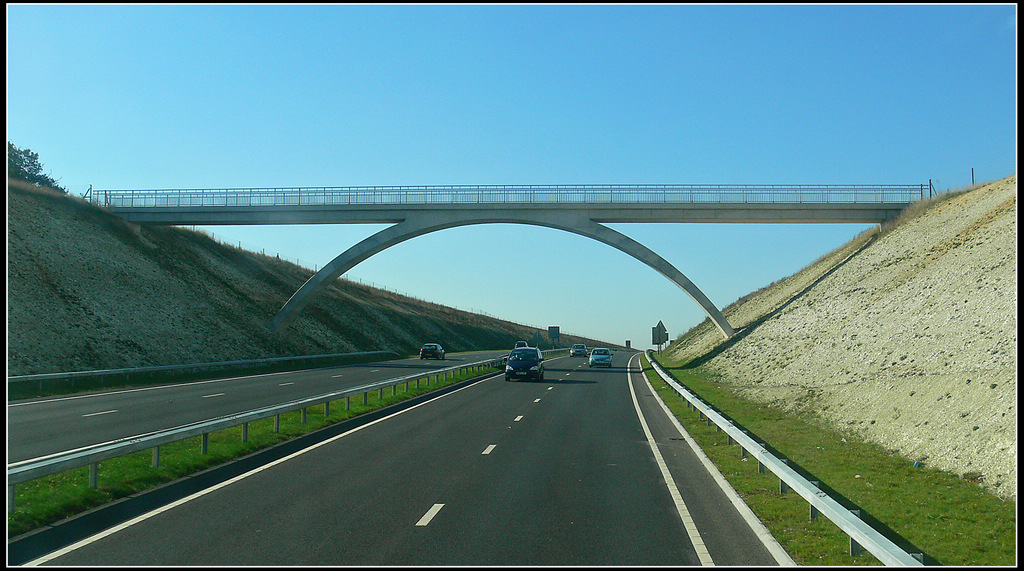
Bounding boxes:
89 184 929 339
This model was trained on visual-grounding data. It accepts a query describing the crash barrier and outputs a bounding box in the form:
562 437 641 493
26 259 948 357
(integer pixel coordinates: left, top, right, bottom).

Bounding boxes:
645 352 924 566
7 355 512 510
6 351 400 399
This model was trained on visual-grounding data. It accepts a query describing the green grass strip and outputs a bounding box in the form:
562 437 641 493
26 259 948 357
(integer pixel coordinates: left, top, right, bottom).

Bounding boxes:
641 353 1015 566
7 364 500 538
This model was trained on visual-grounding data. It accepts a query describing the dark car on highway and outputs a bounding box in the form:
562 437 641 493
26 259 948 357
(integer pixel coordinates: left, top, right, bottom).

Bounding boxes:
419 343 445 360
505 347 544 381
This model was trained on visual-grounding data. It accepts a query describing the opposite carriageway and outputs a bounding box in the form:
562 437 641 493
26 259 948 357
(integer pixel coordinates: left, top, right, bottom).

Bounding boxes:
87 184 928 339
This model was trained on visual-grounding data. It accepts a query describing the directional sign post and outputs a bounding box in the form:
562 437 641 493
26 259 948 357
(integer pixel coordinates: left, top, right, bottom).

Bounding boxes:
652 321 668 354
548 326 560 347
530 331 544 347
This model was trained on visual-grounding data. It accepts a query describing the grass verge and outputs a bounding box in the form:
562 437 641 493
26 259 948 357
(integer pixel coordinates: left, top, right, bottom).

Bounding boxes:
641 353 1015 566
7 363 501 539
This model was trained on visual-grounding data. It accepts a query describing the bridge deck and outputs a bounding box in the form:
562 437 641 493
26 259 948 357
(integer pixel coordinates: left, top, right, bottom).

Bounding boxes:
90 184 926 225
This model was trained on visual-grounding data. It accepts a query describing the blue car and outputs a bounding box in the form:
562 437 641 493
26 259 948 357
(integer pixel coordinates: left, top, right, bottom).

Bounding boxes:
588 348 613 368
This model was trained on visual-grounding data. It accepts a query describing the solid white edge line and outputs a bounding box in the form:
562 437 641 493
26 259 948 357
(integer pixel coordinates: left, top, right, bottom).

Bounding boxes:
631 354 797 567
626 356 714 566
22 372 501 566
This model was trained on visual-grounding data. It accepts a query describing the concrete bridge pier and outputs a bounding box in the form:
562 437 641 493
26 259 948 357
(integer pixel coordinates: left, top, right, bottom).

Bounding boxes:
268 210 736 339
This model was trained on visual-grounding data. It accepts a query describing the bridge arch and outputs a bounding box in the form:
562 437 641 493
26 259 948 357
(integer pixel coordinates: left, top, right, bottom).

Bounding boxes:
268 210 736 339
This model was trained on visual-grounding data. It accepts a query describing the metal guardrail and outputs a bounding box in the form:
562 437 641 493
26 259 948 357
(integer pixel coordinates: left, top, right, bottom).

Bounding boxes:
87 184 928 208
644 352 924 566
7 355 512 508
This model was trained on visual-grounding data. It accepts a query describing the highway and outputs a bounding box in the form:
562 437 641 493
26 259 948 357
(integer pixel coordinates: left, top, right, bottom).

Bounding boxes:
7 350 509 463
16 351 783 566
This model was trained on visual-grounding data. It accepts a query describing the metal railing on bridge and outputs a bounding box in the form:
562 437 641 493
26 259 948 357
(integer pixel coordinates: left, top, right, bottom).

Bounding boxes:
88 184 929 209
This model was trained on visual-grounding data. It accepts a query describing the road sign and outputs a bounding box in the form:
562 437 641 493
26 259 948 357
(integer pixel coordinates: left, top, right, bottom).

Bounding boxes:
652 321 668 345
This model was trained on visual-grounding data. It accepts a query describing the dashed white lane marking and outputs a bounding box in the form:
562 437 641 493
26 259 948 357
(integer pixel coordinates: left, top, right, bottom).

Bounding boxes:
533 398 541 403
202 393 225 398
482 444 496 455
547 386 554 390
82 410 117 417
279 382 295 386
514 415 523 422
416 503 445 526
627 359 714 566
330 374 344 378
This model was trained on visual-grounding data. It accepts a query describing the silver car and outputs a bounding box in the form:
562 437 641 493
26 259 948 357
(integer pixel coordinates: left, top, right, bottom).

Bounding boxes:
588 348 613 368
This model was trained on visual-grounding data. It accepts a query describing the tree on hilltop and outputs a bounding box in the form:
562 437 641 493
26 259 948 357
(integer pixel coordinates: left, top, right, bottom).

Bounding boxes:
8 141 66 193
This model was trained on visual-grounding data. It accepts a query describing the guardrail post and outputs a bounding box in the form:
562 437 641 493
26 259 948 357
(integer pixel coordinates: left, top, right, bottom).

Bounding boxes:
779 459 790 493
850 509 863 556
90 462 98 489
808 480 821 521
274 415 280 433
152 446 161 468
242 422 249 443
325 401 331 417
201 433 209 454
301 408 307 423
346 396 351 410
8 484 15 511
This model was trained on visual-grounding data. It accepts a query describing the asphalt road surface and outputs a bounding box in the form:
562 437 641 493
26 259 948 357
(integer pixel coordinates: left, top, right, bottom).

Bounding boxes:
18 351 784 566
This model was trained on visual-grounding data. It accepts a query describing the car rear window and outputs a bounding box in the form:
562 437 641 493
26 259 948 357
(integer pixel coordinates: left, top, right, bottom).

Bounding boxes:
509 349 538 361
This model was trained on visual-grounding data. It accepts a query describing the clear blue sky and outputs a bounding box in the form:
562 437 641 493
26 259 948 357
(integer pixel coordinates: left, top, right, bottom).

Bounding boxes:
7 4 1017 349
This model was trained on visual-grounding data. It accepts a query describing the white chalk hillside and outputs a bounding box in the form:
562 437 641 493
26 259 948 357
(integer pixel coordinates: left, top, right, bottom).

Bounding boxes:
666 175 1016 500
